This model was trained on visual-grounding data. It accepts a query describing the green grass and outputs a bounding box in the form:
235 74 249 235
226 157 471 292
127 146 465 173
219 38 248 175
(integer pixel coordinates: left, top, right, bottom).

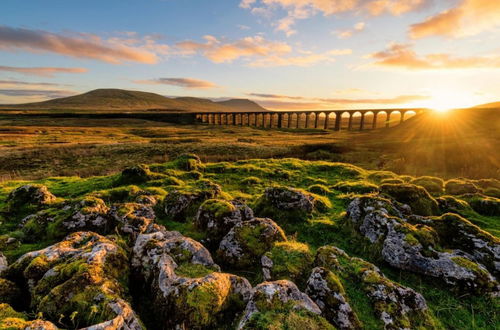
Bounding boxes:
0 157 498 329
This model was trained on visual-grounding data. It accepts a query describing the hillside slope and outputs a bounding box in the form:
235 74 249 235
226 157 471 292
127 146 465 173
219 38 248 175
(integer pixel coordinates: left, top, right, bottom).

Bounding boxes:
0 88 268 112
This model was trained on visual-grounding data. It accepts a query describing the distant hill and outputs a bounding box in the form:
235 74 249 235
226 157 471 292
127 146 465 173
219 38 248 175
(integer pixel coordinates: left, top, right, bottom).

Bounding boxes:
0 88 268 113
474 101 500 108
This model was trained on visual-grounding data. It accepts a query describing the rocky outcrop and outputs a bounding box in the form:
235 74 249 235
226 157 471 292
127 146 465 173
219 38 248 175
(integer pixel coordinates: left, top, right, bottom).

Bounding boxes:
7 184 56 210
132 229 252 329
314 246 436 329
261 241 313 284
4 231 142 329
238 280 324 329
61 197 110 232
164 182 222 221
445 179 480 195
0 303 58 330
305 267 361 329
194 199 254 247
217 218 287 268
109 202 156 239
380 183 439 216
347 196 499 294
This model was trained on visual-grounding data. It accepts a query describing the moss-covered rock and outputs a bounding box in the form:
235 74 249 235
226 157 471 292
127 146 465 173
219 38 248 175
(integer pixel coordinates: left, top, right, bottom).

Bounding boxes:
240 176 262 186
238 280 327 329
172 153 203 171
308 184 332 196
195 199 253 247
164 183 222 221
5 184 56 215
305 267 361 329
315 246 437 329
132 229 251 329
380 183 439 216
467 195 500 216
0 303 58 330
109 202 156 239
347 197 498 294
119 164 155 184
254 186 331 222
367 171 398 183
436 195 471 214
380 178 405 185
4 231 142 329
261 241 314 285
445 179 480 195
411 176 445 194
217 218 287 269
332 181 379 194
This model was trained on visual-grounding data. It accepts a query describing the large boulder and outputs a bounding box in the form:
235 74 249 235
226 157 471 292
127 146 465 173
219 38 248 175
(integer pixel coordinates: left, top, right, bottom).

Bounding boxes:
217 218 287 268
314 246 436 329
410 176 444 194
261 241 314 285
132 229 252 329
445 179 480 195
436 195 471 214
194 199 254 247
6 184 56 210
4 231 142 329
305 267 361 329
347 196 498 294
109 202 156 239
164 181 222 221
254 186 330 222
237 280 328 330
467 195 500 216
380 183 439 216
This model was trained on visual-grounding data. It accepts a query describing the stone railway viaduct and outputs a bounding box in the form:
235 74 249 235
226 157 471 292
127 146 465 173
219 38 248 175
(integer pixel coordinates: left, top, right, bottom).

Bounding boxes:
194 108 427 131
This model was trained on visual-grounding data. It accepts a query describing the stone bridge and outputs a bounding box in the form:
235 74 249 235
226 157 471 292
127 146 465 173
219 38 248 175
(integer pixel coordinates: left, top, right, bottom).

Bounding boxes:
194 108 427 131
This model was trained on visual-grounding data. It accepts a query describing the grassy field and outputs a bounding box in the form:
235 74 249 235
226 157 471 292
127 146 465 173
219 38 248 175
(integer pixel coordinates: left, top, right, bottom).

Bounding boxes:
0 157 498 329
0 108 498 181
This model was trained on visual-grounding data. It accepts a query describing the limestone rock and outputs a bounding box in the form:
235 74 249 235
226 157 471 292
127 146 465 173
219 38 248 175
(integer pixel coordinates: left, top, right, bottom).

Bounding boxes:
5 231 142 329
217 218 287 268
347 196 498 294
380 183 439 216
132 229 252 329
7 184 56 209
109 202 156 239
238 280 323 329
195 199 254 247
305 267 361 330
261 241 313 284
164 184 222 221
61 197 110 232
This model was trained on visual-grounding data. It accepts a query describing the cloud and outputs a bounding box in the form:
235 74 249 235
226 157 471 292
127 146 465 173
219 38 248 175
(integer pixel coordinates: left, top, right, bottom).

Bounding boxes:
0 88 76 98
176 35 291 63
134 77 218 89
0 66 87 77
410 0 500 39
368 43 500 70
0 25 162 64
334 22 366 39
248 49 352 67
241 0 429 35
0 80 65 88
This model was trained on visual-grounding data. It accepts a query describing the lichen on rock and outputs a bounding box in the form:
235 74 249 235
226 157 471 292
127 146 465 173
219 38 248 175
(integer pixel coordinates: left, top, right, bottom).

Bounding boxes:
238 280 326 329
4 231 142 329
261 241 313 285
132 228 252 329
217 218 287 269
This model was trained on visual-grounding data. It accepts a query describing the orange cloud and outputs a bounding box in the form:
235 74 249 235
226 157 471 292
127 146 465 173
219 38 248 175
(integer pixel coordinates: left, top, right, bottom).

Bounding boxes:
368 43 500 70
134 77 218 89
334 22 366 39
410 0 500 38
249 49 352 67
242 0 429 35
0 26 160 64
0 66 87 77
176 35 291 63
